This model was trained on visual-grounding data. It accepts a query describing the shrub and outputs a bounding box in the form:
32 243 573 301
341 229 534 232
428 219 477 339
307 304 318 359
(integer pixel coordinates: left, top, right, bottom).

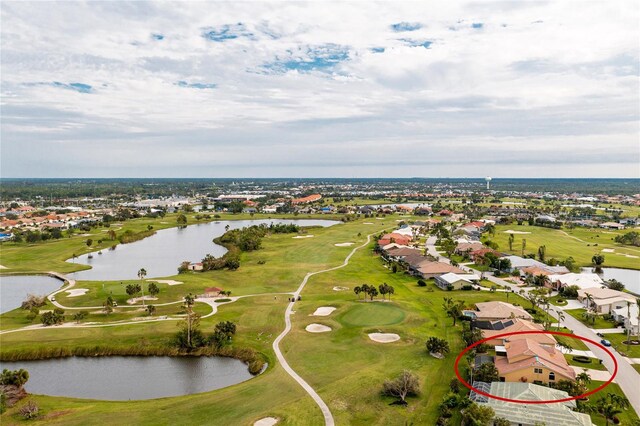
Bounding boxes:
572 355 591 364
19 400 39 419
417 279 426 287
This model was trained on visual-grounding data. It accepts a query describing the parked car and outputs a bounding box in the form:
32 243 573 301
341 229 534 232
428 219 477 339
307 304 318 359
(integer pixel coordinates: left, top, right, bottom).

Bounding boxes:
596 332 604 338
601 339 612 347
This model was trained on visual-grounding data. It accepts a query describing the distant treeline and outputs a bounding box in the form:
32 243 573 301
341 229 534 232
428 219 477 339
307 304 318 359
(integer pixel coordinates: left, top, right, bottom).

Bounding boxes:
2 178 639 200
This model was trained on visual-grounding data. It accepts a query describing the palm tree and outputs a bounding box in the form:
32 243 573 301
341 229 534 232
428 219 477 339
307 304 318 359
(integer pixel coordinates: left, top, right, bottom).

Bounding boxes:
591 254 605 267
521 238 526 256
582 311 596 326
555 310 566 331
584 292 595 312
183 293 196 347
138 268 147 306
575 369 591 394
626 301 632 353
443 298 465 326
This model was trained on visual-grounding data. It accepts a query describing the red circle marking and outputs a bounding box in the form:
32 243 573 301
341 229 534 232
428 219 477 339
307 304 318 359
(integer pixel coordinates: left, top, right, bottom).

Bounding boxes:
453 330 618 404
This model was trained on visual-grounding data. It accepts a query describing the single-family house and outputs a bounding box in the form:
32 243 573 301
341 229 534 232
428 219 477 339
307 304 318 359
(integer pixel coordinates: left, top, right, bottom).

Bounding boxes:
495 338 575 385
599 222 625 230
455 241 485 255
204 287 223 297
503 256 568 275
612 304 639 334
414 261 466 279
463 301 533 321
434 272 480 290
481 319 555 347
549 273 604 291
470 382 594 426
577 287 636 314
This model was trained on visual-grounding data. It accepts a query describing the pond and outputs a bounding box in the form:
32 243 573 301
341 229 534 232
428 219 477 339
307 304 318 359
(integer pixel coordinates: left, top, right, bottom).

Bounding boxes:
0 356 254 400
581 267 640 295
0 275 63 314
69 219 340 281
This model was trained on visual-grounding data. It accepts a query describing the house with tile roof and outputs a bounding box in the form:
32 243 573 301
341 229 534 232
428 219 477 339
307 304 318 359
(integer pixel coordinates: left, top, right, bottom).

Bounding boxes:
495 338 575 385
481 319 556 347
577 287 636 314
464 301 533 321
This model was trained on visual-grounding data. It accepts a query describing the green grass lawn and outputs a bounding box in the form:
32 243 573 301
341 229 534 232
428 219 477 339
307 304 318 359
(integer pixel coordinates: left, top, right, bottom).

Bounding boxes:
550 294 570 306
486 224 640 270
564 354 607 371
600 333 640 358
338 302 405 326
554 327 590 351
586 381 639 426
565 309 617 330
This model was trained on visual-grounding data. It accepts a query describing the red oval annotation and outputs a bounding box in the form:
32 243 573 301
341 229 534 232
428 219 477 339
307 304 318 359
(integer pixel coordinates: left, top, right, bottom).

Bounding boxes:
453 330 618 404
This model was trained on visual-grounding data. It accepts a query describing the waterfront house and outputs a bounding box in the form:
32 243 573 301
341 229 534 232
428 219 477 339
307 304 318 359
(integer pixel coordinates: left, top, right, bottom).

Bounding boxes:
577 287 636 314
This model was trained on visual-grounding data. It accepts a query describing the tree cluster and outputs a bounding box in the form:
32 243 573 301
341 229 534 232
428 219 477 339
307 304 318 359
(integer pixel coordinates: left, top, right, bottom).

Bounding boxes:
41 308 65 326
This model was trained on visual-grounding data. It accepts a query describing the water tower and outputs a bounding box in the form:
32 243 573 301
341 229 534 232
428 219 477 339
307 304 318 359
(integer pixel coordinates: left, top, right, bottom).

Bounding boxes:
485 176 492 190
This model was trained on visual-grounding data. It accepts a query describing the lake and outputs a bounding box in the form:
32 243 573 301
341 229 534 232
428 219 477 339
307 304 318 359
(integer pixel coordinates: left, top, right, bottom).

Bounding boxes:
69 219 340 281
0 356 254 400
581 267 640 295
0 275 63 314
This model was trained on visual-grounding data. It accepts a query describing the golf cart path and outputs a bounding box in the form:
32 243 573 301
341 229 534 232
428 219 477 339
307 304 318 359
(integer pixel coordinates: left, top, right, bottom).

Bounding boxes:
272 232 377 426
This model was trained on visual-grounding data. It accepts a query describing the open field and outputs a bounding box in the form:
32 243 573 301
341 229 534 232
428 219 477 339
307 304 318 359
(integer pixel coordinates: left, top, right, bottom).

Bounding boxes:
487 224 640 270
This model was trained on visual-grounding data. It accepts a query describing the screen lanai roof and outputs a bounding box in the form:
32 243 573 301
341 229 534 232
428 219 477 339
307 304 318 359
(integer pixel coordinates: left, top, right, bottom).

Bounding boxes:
470 382 593 426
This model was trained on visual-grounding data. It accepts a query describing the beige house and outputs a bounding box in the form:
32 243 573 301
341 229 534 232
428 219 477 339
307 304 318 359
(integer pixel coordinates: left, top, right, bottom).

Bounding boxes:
464 301 533 321
577 287 636 314
495 339 575 385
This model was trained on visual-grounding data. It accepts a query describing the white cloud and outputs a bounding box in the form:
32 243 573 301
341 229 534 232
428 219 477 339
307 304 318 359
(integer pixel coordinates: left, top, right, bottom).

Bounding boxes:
1 0 638 177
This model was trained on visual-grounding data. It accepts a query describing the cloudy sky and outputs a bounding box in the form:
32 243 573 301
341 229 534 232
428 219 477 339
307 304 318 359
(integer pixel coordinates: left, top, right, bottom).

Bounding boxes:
1 1 638 178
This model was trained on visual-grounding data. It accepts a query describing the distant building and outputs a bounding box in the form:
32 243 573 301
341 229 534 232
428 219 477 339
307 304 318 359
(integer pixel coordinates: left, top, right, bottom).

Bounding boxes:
291 194 322 205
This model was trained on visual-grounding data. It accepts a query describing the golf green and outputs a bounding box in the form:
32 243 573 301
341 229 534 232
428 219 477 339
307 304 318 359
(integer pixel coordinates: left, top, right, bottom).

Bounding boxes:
339 302 405 327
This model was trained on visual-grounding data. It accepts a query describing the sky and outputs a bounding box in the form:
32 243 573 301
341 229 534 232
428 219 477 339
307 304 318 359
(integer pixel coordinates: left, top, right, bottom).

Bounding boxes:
1 1 639 178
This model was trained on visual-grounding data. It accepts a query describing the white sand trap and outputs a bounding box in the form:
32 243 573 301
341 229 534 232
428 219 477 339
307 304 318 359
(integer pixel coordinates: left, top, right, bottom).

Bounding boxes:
80 233 92 237
363 222 374 225
254 418 278 426
333 286 349 291
368 333 400 343
503 230 531 234
335 242 355 247
376 218 384 220
626 254 639 258
306 323 332 333
293 235 314 239
160 221 169 224
312 307 336 316
147 279 183 286
0 265 8 269
65 288 89 297
127 296 158 304
601 249 615 253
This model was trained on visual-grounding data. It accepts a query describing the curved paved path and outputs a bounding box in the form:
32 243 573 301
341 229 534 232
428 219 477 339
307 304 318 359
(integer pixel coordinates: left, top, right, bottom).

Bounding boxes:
272 233 376 426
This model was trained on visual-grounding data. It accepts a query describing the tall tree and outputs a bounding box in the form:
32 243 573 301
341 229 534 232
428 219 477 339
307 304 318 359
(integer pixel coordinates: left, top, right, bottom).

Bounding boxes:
138 268 147 306
521 238 527 256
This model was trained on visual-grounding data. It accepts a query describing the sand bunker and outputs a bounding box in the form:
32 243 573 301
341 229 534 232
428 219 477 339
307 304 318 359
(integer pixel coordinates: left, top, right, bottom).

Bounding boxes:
127 296 158 304
65 288 89 297
293 235 314 239
335 242 355 247
376 218 384 220
254 418 278 426
333 286 349 291
601 249 615 253
503 230 531 234
368 333 400 343
305 323 332 333
363 222 374 225
0 265 8 269
312 307 336 316
147 279 183 286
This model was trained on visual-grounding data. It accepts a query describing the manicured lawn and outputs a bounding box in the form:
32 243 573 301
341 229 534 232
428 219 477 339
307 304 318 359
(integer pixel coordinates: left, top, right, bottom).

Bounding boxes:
585 381 639 426
338 302 405 326
565 309 616 330
633 364 640 374
554 327 590 351
487 224 640 270
549 294 570 306
600 333 640 358
564 354 607 371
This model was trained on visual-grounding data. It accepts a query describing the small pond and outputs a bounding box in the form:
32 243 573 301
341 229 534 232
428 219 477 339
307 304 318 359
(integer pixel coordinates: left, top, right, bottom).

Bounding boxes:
0 275 63 314
0 356 254 400
68 219 339 281
581 267 640 295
